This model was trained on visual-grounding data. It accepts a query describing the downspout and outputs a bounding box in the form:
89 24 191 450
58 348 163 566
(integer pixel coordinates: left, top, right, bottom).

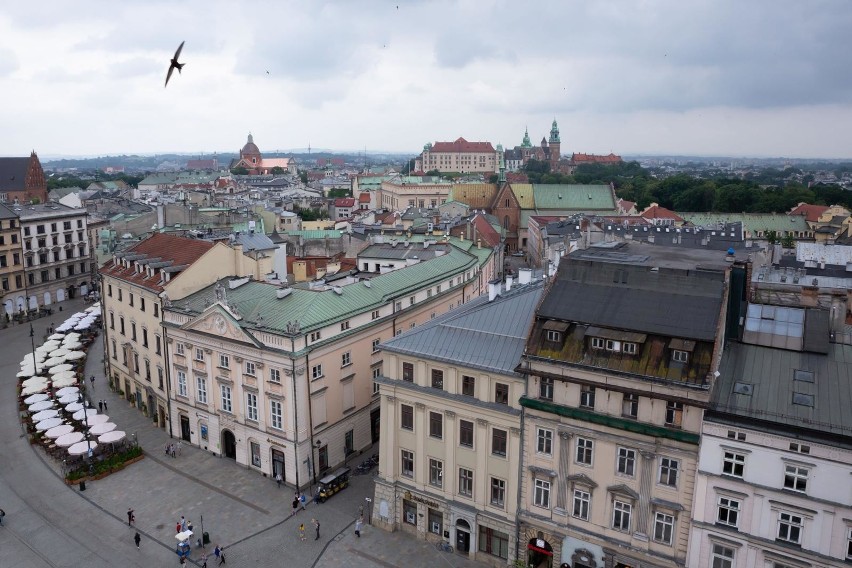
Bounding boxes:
161 295 174 439
306 350 316 489
290 336 301 490
514 357 530 566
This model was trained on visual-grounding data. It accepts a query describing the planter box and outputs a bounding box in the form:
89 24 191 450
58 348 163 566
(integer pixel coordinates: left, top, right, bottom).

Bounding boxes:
65 453 145 485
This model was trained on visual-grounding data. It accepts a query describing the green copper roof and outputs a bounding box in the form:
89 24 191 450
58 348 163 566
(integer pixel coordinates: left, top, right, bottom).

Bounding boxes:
532 184 615 210
282 230 343 239
679 212 810 234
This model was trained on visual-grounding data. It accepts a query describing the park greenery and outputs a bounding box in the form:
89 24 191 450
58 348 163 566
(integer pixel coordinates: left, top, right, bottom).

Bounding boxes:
523 160 852 214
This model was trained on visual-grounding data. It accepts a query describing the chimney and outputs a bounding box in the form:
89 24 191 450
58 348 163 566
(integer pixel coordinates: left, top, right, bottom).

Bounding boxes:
488 279 500 302
505 275 513 291
518 268 532 285
477 239 482 249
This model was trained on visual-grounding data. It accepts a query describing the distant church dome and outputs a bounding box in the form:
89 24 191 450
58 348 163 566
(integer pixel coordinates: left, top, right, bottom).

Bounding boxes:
241 133 261 156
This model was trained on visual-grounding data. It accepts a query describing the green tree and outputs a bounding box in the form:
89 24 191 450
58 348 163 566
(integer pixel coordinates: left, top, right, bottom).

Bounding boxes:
425 169 441 177
328 188 349 198
230 166 249 175
765 230 779 245
780 233 795 248
298 170 308 184
271 166 285 175
672 181 716 211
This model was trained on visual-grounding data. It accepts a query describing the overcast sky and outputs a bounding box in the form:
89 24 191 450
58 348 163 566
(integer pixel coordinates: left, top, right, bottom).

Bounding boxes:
1 1 850 160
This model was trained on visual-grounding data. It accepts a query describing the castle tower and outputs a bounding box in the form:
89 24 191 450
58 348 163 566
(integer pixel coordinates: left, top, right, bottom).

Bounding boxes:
548 119 561 171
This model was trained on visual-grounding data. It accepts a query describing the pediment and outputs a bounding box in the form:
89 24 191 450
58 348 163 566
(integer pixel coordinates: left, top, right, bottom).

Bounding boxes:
182 304 260 347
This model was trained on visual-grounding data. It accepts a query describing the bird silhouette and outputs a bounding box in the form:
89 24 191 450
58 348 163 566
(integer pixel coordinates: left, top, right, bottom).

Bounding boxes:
165 41 185 87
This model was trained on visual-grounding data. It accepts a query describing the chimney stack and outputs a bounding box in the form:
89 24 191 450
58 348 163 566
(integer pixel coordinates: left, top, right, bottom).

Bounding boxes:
506 275 513 291
488 279 500 302
518 268 532 285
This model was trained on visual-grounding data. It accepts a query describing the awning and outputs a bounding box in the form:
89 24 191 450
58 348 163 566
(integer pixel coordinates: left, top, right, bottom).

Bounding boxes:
542 320 570 333
527 544 553 556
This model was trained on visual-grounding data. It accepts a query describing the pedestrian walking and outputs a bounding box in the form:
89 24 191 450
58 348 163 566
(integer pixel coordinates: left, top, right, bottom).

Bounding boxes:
275 473 282 488
299 523 306 541
127 508 135 526
292 497 299 515
313 518 320 540
176 521 181 534
213 545 221 560
355 516 363 538
0 508 5 526
219 548 226 565
171 444 176 458
134 531 141 549
180 516 186 531
98 400 103 412
177 440 183 456
300 493 307 511
103 399 108 412
90 375 95 388
201 554 208 568
165 443 170 457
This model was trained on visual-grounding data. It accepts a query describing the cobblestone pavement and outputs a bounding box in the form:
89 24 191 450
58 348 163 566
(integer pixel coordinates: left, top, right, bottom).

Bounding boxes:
0 297 490 568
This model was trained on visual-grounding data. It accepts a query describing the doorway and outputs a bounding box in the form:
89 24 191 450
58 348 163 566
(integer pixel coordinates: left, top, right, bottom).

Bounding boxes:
180 415 191 441
222 429 237 459
272 449 285 482
455 519 471 554
370 408 380 444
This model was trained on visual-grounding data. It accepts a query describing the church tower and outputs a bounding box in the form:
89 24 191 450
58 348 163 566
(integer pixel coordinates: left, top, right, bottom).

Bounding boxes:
548 119 561 171
239 133 262 168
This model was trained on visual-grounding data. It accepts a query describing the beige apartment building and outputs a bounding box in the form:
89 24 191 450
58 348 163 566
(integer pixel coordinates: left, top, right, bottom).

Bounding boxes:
377 178 453 212
518 243 730 568
416 138 500 174
0 204 24 317
373 277 544 567
161 236 496 488
100 233 272 428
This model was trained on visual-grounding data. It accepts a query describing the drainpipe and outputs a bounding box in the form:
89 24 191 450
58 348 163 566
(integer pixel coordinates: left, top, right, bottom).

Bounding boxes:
290 336 300 490
514 358 530 565
161 300 174 439
306 350 317 490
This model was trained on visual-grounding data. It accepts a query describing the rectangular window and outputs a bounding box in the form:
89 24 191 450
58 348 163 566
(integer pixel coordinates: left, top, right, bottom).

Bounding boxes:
490 477 505 507
533 479 551 509
612 501 632 531
245 361 256 376
717 496 740 528
341 352 351 366
494 382 509 404
196 377 207 403
177 371 187 397
672 349 689 363
140 297 145 312
154 304 159 318
309 331 321 342
545 330 561 342
403 499 416 525
251 441 261 467
142 329 148 348
576 437 594 465
402 362 414 382
401 450 414 478
722 451 745 477
777 511 803 544
371 338 380 353
340 320 350 331
492 428 507 457
428 508 442 535
572 489 590 520
537 428 553 455
156 335 162 354
429 412 443 439
478 526 509 560
269 368 281 383
429 458 443 487
591 337 605 349
617 447 636 476
129 293 134 307
459 419 474 448
459 468 473 497
270 400 282 429
401 404 414 430
220 385 232 412
654 512 674 545
195 347 204 362
580 385 595 409
659 457 679 486
371 310 380 320
846 528 852 560
431 369 444 389
246 392 258 421
623 342 637 354
462 375 475 396
219 354 229 368
622 393 638 418
176 343 185 356
131 323 137 341
665 401 684 427
539 377 553 400
311 364 323 380
783 465 808 492
711 544 734 568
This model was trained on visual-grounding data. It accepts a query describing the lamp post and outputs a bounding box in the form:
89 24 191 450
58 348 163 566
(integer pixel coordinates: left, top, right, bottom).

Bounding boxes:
78 393 93 469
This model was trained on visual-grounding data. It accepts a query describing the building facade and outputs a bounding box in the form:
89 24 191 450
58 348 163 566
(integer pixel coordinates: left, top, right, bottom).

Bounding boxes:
417 138 500 174
0 152 49 204
377 178 453 212
518 243 730 568
373 279 544 567
161 240 495 488
0 204 25 317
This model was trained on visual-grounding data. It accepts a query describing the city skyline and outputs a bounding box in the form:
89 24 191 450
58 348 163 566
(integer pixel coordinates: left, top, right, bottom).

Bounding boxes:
1 1 851 159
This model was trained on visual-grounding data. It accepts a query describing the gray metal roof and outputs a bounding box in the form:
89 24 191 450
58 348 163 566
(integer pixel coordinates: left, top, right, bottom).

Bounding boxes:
0 157 31 191
236 232 276 252
381 281 544 376
712 341 852 442
359 242 448 261
537 245 727 341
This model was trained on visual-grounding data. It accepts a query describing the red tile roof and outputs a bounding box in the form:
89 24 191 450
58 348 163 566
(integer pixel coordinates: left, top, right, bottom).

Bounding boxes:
571 152 623 164
358 192 371 203
334 198 356 207
788 203 829 223
100 233 215 292
639 203 683 222
429 137 496 154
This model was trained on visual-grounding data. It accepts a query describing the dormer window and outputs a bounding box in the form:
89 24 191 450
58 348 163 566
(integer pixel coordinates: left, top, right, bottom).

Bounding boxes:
672 350 689 363
591 337 605 350
623 342 637 354
668 339 695 364
605 340 621 352
546 330 561 342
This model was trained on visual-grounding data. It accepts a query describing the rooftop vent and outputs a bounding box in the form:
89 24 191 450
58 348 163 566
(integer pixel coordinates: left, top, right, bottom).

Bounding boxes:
332 287 343 295
276 288 292 299
733 382 753 395
363 280 371 288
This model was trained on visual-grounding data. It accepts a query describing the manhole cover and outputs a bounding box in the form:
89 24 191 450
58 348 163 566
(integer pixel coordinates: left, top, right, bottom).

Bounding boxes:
155 523 165 530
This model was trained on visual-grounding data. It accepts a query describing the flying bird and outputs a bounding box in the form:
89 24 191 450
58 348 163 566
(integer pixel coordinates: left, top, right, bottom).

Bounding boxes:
165 41 185 87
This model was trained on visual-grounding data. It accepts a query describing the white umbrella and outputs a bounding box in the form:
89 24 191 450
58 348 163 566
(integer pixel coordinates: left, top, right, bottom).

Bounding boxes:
51 370 77 381
32 409 59 421
64 331 81 339
49 348 69 358
68 441 96 456
56 432 85 447
73 322 91 331
61 341 82 350
45 424 74 438
48 333 66 340
175 530 193 541
22 377 49 389
89 422 116 435
87 414 109 425
71 312 87 319
41 340 62 349
48 364 75 375
22 351 47 362
52 377 78 388
65 402 84 412
65 351 86 361
35 417 63 431
24 393 49 405
72 408 97 421
17 368 43 378
42 357 65 367
21 384 48 396
56 386 79 396
28 400 55 412
58 394 78 404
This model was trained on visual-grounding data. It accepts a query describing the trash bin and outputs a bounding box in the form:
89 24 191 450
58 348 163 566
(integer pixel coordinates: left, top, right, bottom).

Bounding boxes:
203 532 210 545
79 480 86 491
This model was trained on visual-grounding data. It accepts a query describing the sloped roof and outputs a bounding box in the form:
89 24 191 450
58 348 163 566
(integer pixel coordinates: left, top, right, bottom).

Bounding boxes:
509 183 535 209
334 198 356 207
640 203 683 222
358 192 371 203
679 212 810 234
448 183 497 209
429 137 496 153
381 280 543 375
788 203 829 223
0 157 31 191
532 184 616 211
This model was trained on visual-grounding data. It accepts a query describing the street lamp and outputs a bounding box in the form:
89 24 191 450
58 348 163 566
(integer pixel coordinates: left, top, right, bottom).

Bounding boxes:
78 393 93 468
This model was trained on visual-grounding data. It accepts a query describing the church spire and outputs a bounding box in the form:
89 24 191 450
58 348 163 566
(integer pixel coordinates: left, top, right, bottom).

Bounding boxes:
549 119 560 144
521 126 532 148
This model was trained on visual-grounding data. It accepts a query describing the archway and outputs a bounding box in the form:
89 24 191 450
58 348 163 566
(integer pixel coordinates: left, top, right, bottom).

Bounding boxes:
455 519 471 554
67 285 76 299
28 295 37 310
43 291 52 305
56 288 65 302
528 535 554 568
15 296 25 313
3 299 12 316
222 429 237 459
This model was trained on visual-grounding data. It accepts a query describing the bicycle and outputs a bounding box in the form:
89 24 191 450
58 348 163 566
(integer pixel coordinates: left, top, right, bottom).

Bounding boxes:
436 540 454 553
